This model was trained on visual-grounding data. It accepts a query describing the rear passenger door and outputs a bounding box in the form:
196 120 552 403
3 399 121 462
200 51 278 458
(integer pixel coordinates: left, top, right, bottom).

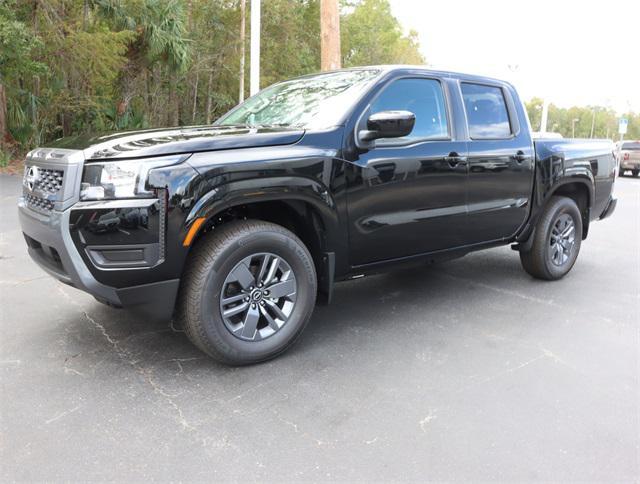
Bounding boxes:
462 82 534 243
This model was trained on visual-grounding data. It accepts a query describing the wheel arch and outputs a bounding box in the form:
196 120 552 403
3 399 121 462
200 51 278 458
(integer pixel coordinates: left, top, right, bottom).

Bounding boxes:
547 179 592 239
180 176 343 301
516 177 593 251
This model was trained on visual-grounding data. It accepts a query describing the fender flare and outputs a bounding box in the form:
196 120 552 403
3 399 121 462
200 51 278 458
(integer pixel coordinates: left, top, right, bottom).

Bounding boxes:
516 173 594 248
184 174 343 263
186 176 339 229
545 175 594 208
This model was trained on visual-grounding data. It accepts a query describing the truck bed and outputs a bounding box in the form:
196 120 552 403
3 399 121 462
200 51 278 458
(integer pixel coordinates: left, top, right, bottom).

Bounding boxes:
533 138 616 220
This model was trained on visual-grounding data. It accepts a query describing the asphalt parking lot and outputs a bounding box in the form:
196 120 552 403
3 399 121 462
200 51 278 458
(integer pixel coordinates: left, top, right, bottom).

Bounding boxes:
1 173 638 481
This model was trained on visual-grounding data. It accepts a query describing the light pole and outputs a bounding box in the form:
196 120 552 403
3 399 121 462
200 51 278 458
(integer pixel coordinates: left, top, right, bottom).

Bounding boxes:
540 98 549 133
238 0 246 103
249 0 261 96
572 118 579 138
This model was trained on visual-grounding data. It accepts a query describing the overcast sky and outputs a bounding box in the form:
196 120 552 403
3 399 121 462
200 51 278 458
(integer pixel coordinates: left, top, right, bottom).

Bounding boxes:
388 0 639 113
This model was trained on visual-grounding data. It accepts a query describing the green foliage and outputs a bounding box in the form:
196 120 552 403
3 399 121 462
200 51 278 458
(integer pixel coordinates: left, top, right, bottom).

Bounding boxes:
261 0 321 87
1 1 47 145
101 104 149 131
0 149 10 168
525 98 640 140
341 0 425 66
95 0 191 71
3 0 426 152
0 4 47 79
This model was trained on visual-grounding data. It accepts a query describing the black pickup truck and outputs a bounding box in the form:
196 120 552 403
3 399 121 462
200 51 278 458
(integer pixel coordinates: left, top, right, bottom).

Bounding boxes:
18 66 617 364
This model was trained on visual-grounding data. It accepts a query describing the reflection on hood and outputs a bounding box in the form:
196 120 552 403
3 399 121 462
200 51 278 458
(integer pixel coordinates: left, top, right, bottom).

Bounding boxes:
48 125 304 160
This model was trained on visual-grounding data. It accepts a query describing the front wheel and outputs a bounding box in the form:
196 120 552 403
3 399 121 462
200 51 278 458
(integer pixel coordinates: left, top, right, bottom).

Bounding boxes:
178 220 317 365
519 196 582 280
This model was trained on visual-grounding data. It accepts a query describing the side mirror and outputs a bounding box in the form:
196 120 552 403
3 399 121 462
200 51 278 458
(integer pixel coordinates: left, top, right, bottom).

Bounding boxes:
358 110 416 143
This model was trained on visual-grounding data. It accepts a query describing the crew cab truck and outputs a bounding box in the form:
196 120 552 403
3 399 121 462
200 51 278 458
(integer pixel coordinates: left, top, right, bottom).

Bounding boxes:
18 66 617 364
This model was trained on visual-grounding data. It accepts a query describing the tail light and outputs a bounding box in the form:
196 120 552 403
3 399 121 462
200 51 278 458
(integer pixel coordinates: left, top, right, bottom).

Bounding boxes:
624 153 629 160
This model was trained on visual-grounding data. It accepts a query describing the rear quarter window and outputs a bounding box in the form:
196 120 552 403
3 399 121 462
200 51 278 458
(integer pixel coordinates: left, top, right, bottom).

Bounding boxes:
461 83 512 139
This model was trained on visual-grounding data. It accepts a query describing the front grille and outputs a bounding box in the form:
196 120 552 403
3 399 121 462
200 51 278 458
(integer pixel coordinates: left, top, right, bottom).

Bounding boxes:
23 165 65 195
21 147 83 213
22 162 67 213
35 168 64 194
25 193 54 212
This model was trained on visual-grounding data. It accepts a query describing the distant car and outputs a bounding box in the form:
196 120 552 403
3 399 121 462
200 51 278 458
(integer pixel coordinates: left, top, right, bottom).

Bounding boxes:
616 141 640 177
531 131 563 139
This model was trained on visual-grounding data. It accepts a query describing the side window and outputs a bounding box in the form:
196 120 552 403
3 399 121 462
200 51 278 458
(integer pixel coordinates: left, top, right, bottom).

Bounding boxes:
461 83 512 139
370 78 449 143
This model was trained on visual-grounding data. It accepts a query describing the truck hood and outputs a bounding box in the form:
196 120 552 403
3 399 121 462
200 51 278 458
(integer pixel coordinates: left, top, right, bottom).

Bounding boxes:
48 125 305 160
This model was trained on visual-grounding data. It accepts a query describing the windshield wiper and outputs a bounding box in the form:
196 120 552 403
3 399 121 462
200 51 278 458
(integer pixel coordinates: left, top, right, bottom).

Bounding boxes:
251 122 292 128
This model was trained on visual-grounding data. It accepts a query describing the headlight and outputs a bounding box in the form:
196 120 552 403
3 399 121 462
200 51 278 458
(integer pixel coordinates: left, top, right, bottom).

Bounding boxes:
80 155 185 201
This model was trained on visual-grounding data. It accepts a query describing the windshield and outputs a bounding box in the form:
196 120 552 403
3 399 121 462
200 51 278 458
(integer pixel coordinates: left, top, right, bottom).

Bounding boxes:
217 69 381 129
621 142 640 151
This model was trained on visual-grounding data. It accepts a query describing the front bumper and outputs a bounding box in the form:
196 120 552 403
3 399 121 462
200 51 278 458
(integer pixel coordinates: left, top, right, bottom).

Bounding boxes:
18 200 179 321
620 160 640 170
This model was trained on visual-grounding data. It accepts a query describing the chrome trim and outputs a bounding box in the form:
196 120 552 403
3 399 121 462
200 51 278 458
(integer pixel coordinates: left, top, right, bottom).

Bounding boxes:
73 198 159 210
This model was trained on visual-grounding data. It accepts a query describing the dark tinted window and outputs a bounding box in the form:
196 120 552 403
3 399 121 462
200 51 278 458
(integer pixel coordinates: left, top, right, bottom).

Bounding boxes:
461 83 511 139
621 142 640 150
370 78 448 142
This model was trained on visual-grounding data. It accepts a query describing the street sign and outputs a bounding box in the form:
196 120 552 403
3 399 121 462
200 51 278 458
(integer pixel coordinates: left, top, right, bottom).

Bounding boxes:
619 118 628 135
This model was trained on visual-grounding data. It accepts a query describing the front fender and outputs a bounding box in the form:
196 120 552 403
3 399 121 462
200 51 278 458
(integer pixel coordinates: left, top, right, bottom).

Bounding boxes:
184 175 342 252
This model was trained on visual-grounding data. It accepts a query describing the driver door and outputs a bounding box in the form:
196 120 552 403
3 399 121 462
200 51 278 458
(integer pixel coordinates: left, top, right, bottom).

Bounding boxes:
346 77 468 266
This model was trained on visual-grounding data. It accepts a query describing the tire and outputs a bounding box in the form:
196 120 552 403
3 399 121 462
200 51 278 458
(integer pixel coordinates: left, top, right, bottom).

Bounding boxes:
519 196 582 281
632 170 639 177
177 220 317 365
618 167 625 177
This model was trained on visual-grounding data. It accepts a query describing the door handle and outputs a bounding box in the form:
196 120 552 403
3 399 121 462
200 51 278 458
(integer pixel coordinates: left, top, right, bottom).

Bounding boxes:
514 151 528 163
445 152 466 167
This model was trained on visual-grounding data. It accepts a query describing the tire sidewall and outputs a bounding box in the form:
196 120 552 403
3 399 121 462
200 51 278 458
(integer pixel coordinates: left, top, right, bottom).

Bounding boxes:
198 228 316 363
541 198 582 279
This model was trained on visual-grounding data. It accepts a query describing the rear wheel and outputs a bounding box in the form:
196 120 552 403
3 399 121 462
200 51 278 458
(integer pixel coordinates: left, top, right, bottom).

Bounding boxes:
178 220 317 365
519 196 582 280
632 169 639 177
618 167 625 177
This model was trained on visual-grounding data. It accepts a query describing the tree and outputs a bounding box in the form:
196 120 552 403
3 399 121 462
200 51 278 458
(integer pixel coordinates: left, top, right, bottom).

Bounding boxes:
525 98 634 140
260 0 320 87
341 0 425 67
9 0 634 162
94 0 191 125
0 1 46 144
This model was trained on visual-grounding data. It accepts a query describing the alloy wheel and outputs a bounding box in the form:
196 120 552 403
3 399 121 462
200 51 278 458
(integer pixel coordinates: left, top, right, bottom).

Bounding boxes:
219 253 297 341
549 213 575 266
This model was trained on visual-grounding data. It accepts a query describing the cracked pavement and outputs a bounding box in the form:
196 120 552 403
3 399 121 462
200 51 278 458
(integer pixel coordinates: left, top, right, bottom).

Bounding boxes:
1 174 638 481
